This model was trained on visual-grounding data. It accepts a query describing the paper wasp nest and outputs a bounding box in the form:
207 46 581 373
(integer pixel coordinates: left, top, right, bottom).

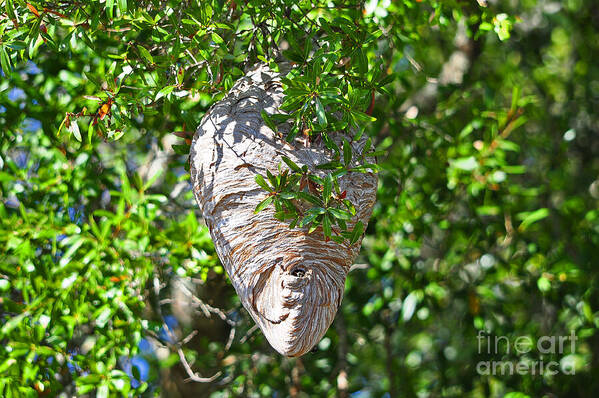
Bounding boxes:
190 64 377 357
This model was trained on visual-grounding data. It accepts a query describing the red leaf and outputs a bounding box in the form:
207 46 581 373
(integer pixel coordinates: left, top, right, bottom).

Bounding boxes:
98 103 110 120
43 8 67 18
172 131 194 139
27 3 40 17
366 89 375 116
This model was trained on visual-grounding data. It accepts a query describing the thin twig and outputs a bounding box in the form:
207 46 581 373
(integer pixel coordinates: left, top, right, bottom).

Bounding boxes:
239 325 259 344
349 263 369 272
179 283 233 324
289 358 303 398
224 326 236 351
151 277 221 383
336 311 349 398
177 347 222 383
180 330 198 345
384 326 398 397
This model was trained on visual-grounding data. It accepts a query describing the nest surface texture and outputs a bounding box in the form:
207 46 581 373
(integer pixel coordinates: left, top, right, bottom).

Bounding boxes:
190 64 377 357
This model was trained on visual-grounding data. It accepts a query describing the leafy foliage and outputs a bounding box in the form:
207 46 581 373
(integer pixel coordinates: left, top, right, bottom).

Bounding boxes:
253 155 366 243
1 0 598 397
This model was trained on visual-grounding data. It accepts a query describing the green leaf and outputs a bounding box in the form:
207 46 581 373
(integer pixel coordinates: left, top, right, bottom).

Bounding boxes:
266 169 277 188
511 85 521 112
493 13 513 41
517 208 549 231
356 47 368 75
322 215 332 237
36 346 55 356
315 97 327 127
476 206 500 216
7 41 26 51
316 161 342 170
286 88 310 97
67 120 82 142
308 175 324 185
261 110 277 133
320 87 340 98
503 165 526 174
254 174 272 192
296 192 322 205
323 174 332 202
329 119 349 131
211 32 224 44
331 235 345 244
156 85 175 100
286 123 300 142
351 109 376 123
94 306 112 328
254 196 273 213
301 212 318 227
279 192 295 199
328 208 352 220
105 0 115 18
281 156 301 172
303 206 325 216
200 2 214 24
0 47 11 76
343 139 352 166
308 222 320 234
97 383 109 398
321 132 340 154
137 45 153 64
365 150 387 158
281 94 305 111
117 0 127 14
5 0 16 20
378 73 396 87
1 312 28 336
0 358 16 373
289 217 299 228
363 137 372 153
282 49 304 64
303 35 313 60
350 221 364 244
61 273 78 289
451 156 478 171
171 144 190 155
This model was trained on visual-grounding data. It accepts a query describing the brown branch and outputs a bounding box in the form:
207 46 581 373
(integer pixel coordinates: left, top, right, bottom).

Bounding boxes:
349 263 369 272
239 324 259 344
384 324 398 398
224 326 236 351
180 330 198 345
289 358 304 398
177 347 222 383
336 311 349 398
178 283 233 324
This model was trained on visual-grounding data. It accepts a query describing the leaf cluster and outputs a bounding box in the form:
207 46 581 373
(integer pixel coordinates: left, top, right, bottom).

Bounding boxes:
254 156 364 244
